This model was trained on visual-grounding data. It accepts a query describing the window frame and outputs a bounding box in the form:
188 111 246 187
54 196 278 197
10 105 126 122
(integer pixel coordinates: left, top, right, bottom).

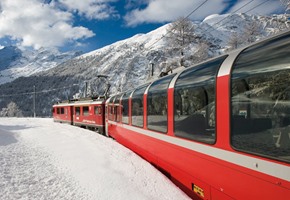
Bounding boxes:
131 84 150 128
121 91 132 125
75 107 80 116
83 106 89 116
173 56 227 144
147 74 175 133
230 32 290 163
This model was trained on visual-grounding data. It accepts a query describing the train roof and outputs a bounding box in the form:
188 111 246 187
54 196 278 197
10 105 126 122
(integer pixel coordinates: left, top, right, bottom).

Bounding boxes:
53 96 106 107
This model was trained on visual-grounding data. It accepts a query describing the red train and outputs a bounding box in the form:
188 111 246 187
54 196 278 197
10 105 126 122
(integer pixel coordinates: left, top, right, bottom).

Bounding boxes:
53 30 290 199
52 97 105 134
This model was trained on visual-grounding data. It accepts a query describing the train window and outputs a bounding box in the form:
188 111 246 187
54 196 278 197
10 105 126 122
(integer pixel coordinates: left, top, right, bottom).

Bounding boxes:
109 105 113 121
57 108 60 114
231 32 290 163
94 106 102 115
147 74 175 133
114 95 121 122
98 106 102 115
75 107 80 116
108 97 114 121
83 106 89 116
121 91 132 124
174 56 226 144
60 108 65 114
131 84 150 127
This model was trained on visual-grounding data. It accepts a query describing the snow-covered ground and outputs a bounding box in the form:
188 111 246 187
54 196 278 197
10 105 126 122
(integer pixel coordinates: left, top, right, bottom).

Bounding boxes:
0 118 189 200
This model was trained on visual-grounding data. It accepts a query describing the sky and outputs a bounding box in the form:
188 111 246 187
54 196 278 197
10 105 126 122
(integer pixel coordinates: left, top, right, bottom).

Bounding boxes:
0 0 287 53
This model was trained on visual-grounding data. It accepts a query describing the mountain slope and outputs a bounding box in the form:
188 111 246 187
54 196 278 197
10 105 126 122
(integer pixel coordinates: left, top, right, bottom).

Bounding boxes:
0 47 82 84
0 13 289 116
41 13 290 93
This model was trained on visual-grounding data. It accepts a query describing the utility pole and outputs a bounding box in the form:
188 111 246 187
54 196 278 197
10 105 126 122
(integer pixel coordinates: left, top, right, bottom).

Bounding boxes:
33 85 36 118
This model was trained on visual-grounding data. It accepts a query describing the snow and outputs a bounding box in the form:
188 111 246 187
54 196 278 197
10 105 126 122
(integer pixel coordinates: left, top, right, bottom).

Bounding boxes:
203 14 225 23
0 118 190 200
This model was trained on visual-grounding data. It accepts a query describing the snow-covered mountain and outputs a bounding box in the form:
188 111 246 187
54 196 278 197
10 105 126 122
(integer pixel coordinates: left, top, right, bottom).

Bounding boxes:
0 13 289 117
0 47 82 84
41 13 289 93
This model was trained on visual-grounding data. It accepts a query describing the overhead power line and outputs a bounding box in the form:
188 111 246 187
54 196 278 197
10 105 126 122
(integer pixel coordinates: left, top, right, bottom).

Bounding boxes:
140 0 208 54
205 0 272 35
203 0 255 33
0 84 79 98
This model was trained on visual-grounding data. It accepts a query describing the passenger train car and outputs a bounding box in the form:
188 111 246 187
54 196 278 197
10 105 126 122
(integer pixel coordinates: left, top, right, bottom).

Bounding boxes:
106 31 290 199
53 30 290 199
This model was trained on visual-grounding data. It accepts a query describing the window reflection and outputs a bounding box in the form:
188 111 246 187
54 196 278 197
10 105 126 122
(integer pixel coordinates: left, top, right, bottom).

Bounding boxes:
231 32 290 163
121 91 132 124
132 84 150 127
147 74 175 133
174 56 226 144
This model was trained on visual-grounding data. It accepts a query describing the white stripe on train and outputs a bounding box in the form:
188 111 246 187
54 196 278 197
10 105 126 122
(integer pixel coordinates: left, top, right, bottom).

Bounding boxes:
108 120 290 182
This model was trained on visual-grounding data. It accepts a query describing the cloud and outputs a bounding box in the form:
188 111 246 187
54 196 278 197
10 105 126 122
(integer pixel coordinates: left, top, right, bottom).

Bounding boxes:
0 0 95 49
124 0 285 27
57 0 119 20
124 0 228 26
228 0 285 15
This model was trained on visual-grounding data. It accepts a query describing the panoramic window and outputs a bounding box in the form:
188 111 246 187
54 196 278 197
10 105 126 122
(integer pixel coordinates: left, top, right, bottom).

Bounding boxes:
121 91 132 124
231 32 290 163
131 84 149 127
147 75 175 133
114 95 121 122
174 56 226 144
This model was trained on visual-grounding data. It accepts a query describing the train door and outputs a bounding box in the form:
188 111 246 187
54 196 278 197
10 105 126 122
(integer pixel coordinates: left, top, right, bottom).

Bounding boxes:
105 98 111 136
69 105 73 125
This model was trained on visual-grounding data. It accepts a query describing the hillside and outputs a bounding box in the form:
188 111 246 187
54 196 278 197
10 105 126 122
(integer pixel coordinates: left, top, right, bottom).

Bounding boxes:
0 13 289 117
0 47 82 85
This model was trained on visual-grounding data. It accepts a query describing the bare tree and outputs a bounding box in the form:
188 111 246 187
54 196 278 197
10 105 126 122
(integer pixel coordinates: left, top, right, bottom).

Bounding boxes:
227 32 243 51
242 21 262 44
189 41 210 64
166 17 198 54
166 17 200 67
227 21 262 52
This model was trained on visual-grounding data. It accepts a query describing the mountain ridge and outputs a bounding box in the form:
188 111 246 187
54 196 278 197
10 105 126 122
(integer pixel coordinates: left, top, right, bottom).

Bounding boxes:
0 47 82 84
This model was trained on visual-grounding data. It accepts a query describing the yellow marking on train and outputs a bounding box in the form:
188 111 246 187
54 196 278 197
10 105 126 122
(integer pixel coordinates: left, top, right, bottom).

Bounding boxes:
193 184 204 198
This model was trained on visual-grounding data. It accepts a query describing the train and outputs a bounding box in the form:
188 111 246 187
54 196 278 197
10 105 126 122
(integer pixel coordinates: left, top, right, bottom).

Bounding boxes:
52 97 105 134
53 30 290 199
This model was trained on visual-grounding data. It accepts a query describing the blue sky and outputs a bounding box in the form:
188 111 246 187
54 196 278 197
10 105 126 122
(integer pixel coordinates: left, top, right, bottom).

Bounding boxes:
0 0 287 53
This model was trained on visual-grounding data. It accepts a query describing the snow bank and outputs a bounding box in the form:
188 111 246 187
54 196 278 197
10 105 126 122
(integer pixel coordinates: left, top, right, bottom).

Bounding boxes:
0 118 189 200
